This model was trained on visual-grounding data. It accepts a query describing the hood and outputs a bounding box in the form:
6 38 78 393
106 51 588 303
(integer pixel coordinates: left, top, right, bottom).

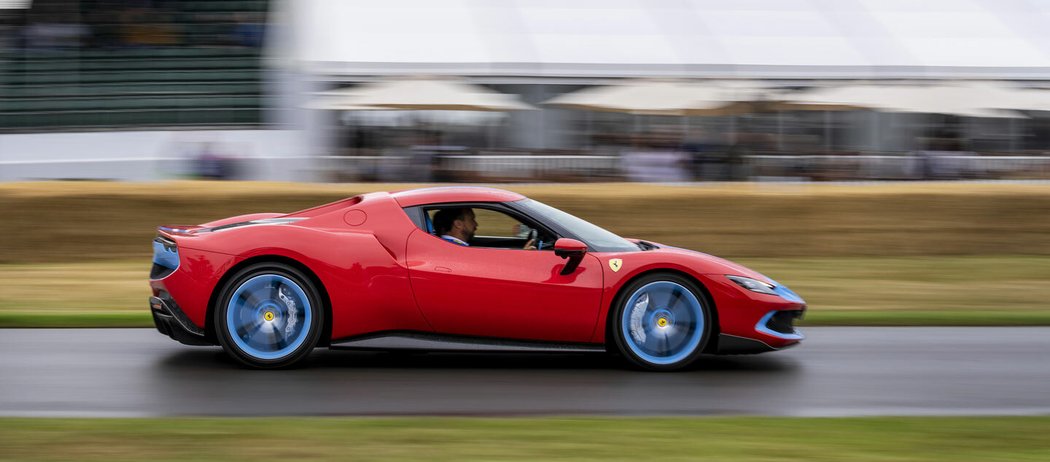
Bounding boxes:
639 241 772 283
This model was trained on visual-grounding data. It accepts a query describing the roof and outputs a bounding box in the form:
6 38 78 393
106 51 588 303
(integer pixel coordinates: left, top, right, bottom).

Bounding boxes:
275 0 1050 80
390 187 526 207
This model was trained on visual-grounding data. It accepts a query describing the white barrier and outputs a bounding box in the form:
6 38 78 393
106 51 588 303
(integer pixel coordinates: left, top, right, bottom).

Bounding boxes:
747 154 1050 180
3 137 1049 182
0 130 308 181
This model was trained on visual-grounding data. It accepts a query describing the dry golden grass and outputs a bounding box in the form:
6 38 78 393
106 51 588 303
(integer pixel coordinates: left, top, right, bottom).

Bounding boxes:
2 181 1050 263
738 255 1050 313
0 260 149 313
3 256 1048 324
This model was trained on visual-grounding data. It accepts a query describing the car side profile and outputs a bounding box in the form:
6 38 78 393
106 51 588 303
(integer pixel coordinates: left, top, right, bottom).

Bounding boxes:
149 187 805 370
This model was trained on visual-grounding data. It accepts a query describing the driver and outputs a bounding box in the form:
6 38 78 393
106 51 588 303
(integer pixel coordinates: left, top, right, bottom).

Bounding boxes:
433 207 476 246
432 207 535 249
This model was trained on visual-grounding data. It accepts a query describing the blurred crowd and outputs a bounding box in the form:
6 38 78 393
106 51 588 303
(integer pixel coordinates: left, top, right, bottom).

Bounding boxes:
320 126 1050 184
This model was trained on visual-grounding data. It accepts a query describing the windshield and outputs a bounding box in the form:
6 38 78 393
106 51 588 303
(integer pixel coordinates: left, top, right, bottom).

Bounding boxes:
515 199 639 252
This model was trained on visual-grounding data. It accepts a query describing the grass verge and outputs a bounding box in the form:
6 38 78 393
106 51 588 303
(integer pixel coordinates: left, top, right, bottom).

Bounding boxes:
1 416 1048 461
0 312 150 328
2 255 1048 327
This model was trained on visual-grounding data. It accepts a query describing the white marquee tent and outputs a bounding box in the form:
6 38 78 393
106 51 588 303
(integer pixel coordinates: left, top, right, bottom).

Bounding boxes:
273 0 1050 80
267 0 1050 156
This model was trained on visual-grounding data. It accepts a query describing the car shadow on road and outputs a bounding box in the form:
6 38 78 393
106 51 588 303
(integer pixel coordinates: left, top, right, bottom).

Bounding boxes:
158 347 801 375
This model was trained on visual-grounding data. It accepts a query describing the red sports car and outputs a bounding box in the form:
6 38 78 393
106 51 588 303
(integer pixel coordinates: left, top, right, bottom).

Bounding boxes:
149 187 805 370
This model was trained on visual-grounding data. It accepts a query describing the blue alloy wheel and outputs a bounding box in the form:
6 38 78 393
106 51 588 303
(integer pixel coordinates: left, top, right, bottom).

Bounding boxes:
226 273 313 361
620 280 705 367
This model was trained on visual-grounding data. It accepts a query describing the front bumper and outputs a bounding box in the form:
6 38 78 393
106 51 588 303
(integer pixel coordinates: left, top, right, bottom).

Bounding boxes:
716 309 805 354
704 274 807 354
150 296 212 346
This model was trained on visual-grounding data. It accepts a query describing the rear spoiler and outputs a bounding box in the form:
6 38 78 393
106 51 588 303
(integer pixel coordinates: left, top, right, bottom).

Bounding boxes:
157 213 289 238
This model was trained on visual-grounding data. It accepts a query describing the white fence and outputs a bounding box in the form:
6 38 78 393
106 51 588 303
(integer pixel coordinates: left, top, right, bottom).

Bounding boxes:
0 130 310 182
3 147 1050 182
747 154 1050 180
303 153 1050 182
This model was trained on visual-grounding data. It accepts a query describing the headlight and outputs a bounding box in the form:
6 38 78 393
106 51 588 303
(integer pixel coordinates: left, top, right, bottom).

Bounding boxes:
726 275 777 295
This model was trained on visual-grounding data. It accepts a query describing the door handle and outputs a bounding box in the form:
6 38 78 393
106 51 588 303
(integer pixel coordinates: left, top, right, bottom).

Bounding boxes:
435 266 452 273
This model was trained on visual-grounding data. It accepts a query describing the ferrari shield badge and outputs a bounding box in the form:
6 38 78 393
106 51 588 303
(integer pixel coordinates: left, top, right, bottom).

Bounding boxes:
609 258 623 272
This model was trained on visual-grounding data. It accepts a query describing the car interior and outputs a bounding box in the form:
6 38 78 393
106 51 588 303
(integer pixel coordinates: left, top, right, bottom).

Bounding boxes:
424 206 557 250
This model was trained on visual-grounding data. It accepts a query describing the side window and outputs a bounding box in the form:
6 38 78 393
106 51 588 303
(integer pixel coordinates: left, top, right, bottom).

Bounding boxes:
472 208 527 239
425 205 555 250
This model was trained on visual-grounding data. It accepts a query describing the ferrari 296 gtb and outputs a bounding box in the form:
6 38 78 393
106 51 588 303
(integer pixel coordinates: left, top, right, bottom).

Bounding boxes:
149 187 805 370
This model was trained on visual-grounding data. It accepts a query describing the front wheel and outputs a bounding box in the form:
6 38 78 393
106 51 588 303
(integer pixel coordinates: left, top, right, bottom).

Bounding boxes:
215 262 323 369
611 274 711 371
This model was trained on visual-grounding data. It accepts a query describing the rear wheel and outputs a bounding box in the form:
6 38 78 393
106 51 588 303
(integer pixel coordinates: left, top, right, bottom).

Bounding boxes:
611 273 711 371
215 262 323 369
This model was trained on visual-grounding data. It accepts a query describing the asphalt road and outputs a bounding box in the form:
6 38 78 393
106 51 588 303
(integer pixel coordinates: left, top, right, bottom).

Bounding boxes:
1 327 1048 417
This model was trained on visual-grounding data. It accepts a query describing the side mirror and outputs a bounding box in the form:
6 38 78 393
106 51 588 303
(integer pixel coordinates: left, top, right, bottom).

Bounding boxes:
553 238 587 275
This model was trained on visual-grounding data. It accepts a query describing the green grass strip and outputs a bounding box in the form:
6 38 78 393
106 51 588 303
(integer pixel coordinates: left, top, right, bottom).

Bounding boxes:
1 416 1048 461
0 312 151 328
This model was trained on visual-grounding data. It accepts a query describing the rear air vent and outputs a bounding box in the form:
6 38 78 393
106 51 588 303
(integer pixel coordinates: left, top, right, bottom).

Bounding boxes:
150 236 179 279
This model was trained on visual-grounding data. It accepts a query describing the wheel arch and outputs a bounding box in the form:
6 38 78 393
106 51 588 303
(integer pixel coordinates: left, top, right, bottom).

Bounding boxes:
604 268 721 354
205 255 334 347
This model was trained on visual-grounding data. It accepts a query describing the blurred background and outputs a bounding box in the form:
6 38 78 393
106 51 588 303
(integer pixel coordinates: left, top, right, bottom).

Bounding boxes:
4 0 1050 183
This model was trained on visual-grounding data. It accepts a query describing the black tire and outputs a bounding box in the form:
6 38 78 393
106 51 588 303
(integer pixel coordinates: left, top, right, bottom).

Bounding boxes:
214 262 324 369
610 273 712 371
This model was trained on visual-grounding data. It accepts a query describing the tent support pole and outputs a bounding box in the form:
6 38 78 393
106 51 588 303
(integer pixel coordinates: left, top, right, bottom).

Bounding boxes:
824 111 832 153
777 110 784 151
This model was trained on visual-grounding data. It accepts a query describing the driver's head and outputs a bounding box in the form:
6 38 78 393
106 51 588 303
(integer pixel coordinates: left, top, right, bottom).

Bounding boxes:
433 207 477 242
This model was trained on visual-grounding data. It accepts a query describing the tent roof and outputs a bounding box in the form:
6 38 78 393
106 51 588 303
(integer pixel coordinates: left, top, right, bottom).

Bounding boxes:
275 0 1050 79
543 79 770 115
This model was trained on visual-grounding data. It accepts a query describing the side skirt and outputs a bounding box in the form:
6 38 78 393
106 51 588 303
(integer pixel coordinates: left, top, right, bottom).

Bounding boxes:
330 331 607 354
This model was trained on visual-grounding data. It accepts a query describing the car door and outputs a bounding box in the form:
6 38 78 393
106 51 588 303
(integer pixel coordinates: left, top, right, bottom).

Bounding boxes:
405 205 605 343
